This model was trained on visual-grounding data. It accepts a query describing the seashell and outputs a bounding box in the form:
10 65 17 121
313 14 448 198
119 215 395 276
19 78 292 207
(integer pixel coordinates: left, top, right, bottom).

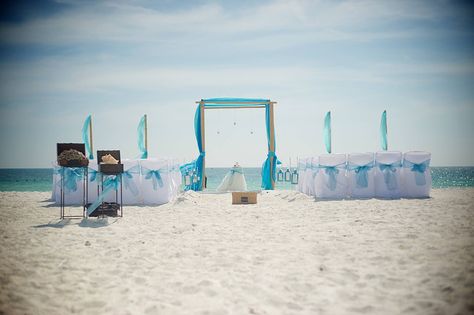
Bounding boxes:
101 154 118 164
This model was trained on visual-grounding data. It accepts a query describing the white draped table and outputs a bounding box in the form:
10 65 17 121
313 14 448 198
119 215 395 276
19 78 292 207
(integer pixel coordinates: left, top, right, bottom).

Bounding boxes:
52 158 182 205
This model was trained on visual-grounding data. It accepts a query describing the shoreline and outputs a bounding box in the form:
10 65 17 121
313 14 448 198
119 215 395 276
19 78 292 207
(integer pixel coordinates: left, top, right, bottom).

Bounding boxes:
1 188 473 314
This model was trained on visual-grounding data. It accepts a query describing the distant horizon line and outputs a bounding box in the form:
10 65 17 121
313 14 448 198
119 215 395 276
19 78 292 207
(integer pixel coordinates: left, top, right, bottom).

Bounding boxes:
1 166 474 169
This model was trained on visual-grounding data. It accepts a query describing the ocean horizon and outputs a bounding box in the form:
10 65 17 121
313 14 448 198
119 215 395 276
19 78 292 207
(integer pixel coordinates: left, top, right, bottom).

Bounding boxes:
0 167 473 192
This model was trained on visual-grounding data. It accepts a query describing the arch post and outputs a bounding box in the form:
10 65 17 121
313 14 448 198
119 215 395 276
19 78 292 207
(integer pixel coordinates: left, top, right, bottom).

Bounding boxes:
200 101 206 189
269 103 275 189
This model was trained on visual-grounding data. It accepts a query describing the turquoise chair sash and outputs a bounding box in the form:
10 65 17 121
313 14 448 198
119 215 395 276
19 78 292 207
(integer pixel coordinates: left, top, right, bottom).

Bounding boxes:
61 167 84 192
230 167 243 175
123 165 140 196
377 161 401 190
320 163 346 191
403 159 430 186
142 166 165 190
347 162 374 189
88 168 98 183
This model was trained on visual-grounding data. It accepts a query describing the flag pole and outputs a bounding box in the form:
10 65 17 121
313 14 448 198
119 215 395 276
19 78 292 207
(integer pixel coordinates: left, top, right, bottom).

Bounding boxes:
144 114 148 155
386 110 388 150
89 115 93 158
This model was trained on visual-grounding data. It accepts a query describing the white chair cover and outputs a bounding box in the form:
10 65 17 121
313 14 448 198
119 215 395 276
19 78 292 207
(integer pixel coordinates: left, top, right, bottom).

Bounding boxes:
302 157 318 196
402 151 431 198
140 159 174 205
297 158 306 193
52 162 60 201
122 159 142 205
308 157 319 197
314 154 347 199
169 159 182 199
347 153 375 199
375 151 402 199
87 163 99 204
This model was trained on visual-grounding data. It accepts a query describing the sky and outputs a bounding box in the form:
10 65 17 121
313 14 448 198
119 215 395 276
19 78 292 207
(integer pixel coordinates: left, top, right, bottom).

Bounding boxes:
0 0 473 168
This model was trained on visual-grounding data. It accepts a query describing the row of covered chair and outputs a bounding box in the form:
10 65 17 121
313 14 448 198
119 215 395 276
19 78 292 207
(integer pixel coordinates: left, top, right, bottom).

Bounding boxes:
52 158 182 205
297 151 431 199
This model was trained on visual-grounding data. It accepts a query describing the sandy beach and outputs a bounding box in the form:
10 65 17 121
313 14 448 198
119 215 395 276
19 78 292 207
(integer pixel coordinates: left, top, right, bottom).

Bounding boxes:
0 189 473 315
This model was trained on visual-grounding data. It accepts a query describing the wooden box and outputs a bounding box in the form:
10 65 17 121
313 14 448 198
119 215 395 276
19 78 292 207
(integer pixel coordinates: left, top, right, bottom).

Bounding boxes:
56 143 88 167
97 150 123 175
87 202 119 217
232 191 258 205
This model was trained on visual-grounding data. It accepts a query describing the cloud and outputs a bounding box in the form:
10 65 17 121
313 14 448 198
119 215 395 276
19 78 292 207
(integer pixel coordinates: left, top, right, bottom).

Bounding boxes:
0 0 469 47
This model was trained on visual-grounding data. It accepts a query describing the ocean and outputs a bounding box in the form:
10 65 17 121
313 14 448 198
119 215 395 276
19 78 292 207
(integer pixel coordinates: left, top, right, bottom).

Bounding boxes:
0 167 473 192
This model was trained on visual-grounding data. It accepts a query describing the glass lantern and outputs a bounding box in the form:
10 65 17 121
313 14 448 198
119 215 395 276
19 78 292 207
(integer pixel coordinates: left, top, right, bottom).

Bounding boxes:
277 169 284 182
291 169 299 185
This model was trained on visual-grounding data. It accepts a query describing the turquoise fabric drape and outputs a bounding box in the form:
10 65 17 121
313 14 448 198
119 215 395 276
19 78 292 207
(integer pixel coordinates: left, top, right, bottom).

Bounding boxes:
137 115 148 159
380 110 388 151
203 98 270 107
377 161 401 190
86 175 120 216
88 167 98 183
324 111 331 154
347 162 374 188
261 104 277 190
122 165 140 196
82 115 93 160
320 162 346 191
61 167 84 192
142 166 165 190
194 105 205 190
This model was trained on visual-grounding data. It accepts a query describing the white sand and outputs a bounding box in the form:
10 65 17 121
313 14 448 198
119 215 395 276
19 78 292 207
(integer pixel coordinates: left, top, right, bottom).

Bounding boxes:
1 189 473 315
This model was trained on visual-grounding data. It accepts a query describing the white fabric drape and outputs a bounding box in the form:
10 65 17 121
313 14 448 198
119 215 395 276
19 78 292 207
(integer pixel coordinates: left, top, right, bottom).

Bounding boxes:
216 166 247 192
54 158 180 205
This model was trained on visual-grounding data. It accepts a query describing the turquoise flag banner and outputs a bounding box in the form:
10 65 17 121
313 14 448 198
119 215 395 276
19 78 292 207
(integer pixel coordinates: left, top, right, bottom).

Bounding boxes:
380 110 388 151
138 115 148 159
82 115 93 160
323 111 331 154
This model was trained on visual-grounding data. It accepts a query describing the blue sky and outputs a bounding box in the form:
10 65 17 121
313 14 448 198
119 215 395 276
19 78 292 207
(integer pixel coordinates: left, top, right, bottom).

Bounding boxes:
0 0 473 167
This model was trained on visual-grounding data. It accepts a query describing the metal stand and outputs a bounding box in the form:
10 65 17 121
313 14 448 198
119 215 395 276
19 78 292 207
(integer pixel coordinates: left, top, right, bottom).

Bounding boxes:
60 167 88 219
96 173 123 217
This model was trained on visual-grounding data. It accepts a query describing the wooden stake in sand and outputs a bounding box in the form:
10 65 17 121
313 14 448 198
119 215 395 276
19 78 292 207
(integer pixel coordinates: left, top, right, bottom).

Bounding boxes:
200 102 206 189
144 114 148 156
89 115 93 158
269 103 275 190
